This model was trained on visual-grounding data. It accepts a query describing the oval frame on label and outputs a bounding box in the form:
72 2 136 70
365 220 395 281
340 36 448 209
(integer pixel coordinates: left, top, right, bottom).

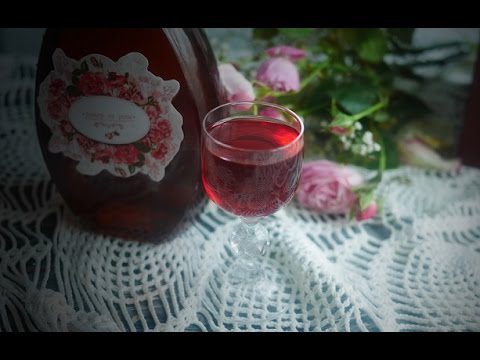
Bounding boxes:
38 49 183 181
69 96 151 145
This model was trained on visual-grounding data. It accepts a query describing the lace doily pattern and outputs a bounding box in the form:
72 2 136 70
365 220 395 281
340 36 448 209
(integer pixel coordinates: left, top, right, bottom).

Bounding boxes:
1 59 480 331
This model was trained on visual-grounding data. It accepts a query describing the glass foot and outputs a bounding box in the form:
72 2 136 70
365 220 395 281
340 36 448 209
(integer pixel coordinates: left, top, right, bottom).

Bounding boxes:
219 256 293 320
200 218 295 325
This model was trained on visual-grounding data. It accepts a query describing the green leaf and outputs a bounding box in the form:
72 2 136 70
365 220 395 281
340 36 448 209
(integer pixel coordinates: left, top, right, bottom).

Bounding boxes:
356 29 387 63
299 61 329 89
72 75 79 86
359 189 375 210
253 28 279 40
66 85 83 97
380 130 400 169
335 28 359 47
337 28 387 63
128 165 136 174
133 142 150 153
279 28 314 38
137 152 145 162
330 99 339 117
329 81 378 114
371 124 399 172
294 77 333 111
80 60 89 72
330 112 354 128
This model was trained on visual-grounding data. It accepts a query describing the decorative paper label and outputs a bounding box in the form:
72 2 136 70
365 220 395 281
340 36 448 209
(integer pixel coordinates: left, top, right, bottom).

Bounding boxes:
37 48 183 182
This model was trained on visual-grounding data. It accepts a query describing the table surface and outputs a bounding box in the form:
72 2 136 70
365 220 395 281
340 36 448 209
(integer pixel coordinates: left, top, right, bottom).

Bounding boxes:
1 56 480 332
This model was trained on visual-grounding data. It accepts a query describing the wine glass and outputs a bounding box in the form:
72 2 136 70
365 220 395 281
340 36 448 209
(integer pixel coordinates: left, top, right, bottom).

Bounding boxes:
201 101 304 303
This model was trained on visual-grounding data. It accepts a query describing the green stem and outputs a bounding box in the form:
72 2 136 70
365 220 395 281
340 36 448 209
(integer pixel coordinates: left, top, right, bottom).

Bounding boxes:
378 136 386 182
259 61 329 100
298 102 330 117
370 124 386 184
299 61 329 89
253 104 259 115
350 99 388 123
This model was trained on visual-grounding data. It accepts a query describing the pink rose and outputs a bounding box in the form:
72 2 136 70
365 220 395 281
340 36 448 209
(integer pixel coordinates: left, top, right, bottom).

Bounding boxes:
49 78 66 97
118 84 144 103
218 63 255 104
145 105 162 121
149 120 172 144
93 144 114 164
47 96 69 121
113 145 139 165
296 160 363 214
78 72 106 95
151 143 168 161
76 134 97 154
256 57 300 92
107 72 127 89
356 202 377 221
330 126 349 136
266 46 306 61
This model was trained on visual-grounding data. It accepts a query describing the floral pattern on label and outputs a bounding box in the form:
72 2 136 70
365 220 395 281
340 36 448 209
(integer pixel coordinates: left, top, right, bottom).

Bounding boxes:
37 48 183 182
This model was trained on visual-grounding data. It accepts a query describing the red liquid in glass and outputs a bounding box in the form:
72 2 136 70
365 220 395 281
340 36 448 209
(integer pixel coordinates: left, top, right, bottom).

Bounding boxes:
202 118 303 217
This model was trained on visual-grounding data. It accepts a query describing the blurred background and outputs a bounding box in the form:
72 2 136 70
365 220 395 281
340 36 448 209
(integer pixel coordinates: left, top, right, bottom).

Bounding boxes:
1 28 479 58
1 28 479 168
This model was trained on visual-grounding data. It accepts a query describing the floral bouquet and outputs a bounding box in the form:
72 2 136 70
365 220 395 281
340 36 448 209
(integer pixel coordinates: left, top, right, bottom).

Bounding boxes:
212 28 474 220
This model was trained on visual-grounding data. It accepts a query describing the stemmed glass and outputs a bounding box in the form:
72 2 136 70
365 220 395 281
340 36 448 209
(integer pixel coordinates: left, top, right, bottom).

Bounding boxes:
201 101 304 300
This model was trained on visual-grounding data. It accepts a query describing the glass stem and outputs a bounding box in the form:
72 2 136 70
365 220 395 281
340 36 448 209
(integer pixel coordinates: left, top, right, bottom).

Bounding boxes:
227 218 270 284
229 217 269 259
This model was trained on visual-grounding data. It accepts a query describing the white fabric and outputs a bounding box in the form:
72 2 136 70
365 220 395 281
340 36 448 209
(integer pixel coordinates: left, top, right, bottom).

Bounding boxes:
1 60 480 332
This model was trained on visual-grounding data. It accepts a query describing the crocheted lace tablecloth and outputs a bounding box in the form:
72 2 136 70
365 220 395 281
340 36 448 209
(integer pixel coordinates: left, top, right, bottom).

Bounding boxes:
1 56 480 332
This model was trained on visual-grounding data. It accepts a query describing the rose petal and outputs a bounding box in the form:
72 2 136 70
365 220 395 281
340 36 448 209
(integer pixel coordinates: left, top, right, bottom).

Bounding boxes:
218 63 255 103
296 160 364 214
266 46 306 61
356 202 377 221
256 57 300 93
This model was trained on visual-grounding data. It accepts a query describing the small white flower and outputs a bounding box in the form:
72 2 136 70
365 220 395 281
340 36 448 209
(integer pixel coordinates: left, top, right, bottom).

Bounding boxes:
360 144 368 155
354 122 362 130
373 143 381 152
362 131 373 144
